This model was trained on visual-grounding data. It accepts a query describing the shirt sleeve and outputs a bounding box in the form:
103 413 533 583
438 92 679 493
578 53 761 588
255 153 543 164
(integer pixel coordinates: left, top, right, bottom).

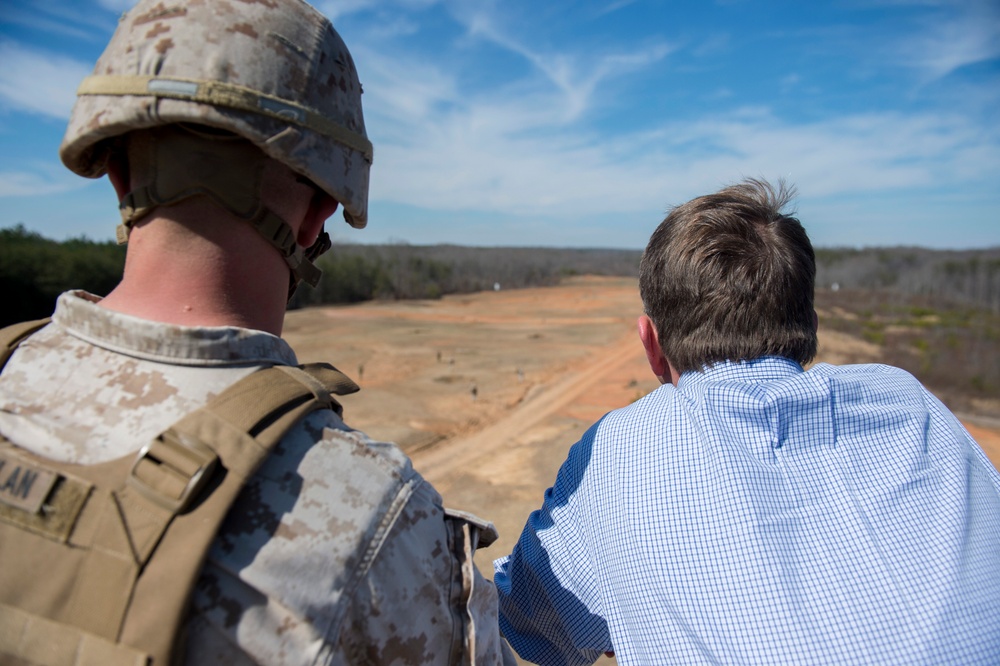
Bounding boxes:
493 430 612 666
332 477 517 665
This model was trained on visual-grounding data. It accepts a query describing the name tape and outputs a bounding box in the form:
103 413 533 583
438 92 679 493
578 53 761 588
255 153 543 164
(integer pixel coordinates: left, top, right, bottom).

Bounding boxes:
0 452 59 514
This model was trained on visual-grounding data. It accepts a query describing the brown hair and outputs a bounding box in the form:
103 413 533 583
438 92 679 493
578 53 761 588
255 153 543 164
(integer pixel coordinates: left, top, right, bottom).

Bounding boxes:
638 178 817 374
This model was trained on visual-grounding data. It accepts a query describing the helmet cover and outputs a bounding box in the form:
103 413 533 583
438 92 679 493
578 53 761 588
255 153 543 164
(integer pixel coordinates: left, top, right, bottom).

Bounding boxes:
60 0 371 228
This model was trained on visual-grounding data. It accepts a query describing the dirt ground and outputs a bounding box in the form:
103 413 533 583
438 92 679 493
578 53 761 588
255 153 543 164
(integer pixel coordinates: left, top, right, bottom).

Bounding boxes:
283 275 1000 664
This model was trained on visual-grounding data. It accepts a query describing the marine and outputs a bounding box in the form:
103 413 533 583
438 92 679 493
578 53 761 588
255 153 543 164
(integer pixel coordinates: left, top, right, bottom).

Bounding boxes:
0 1 515 663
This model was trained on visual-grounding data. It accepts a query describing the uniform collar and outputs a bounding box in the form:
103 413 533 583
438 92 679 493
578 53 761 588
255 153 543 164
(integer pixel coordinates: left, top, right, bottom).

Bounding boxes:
52 290 299 367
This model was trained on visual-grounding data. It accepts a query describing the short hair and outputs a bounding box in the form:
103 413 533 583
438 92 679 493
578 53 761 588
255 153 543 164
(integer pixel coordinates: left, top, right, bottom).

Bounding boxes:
638 178 817 374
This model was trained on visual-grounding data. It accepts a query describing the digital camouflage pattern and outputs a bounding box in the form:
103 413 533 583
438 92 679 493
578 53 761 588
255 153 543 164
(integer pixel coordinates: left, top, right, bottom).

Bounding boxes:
60 0 371 229
0 292 516 665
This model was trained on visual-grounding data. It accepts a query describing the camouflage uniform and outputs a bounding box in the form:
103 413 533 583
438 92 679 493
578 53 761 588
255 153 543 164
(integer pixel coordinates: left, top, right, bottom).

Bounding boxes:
0 291 515 665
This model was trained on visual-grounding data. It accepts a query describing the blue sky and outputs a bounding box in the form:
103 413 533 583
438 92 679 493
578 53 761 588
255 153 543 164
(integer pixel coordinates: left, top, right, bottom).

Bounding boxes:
1 0 997 250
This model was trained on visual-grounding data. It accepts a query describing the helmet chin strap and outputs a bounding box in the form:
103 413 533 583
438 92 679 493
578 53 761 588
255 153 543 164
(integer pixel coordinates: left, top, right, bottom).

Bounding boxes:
116 125 326 292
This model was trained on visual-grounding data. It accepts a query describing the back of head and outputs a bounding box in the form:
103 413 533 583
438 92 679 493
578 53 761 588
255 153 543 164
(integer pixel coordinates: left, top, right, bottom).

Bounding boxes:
59 0 372 289
639 178 817 374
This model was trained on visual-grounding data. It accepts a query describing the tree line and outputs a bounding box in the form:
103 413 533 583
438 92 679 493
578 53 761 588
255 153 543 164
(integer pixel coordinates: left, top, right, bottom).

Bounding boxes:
288 244 642 308
816 247 1000 315
1 225 126 327
2 224 997 327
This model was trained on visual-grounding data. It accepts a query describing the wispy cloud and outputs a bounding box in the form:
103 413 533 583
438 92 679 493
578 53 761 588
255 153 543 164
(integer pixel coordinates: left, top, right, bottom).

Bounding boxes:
596 0 640 17
649 110 998 197
355 45 459 131
363 54 997 219
461 11 592 118
313 0 387 21
0 164 90 198
1 1 118 41
453 8 674 122
0 13 99 42
0 41 90 119
95 0 134 10
1 0 994 248
897 0 1000 81
692 33 730 58
344 3 997 229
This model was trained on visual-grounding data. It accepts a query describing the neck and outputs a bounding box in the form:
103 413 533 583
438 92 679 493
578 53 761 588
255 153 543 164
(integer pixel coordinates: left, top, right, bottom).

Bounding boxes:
99 202 290 335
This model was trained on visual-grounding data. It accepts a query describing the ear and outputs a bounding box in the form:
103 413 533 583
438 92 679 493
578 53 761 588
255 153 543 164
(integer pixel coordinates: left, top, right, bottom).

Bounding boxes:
298 192 339 247
638 315 671 385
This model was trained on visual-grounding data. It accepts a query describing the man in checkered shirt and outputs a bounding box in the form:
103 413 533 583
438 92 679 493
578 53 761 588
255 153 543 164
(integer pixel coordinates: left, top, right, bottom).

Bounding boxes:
494 178 1000 665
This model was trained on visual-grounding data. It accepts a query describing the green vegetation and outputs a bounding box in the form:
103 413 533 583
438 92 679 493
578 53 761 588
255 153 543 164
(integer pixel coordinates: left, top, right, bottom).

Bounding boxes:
861 323 885 346
0 225 126 326
817 287 1000 415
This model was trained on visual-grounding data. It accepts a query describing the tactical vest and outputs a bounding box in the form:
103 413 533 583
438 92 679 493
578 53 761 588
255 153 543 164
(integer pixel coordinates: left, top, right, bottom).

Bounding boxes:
0 319 359 666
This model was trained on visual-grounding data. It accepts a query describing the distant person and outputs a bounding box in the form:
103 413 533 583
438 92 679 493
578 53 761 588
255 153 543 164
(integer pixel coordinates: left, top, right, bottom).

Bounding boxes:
494 179 1000 665
0 1 513 664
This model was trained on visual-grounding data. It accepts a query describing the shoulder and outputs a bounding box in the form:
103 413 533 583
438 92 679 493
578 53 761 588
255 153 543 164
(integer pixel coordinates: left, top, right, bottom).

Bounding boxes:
589 383 681 448
191 413 452 662
807 361 922 384
806 361 941 411
246 410 428 549
328 466 509 664
275 409 421 492
598 383 677 423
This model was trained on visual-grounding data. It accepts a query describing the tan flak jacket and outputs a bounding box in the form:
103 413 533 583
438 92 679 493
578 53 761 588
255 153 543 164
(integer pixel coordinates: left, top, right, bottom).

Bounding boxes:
0 292 515 665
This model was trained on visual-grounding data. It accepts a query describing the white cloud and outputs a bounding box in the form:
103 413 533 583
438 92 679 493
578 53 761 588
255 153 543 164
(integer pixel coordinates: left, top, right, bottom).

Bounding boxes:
313 0 385 21
2 0 994 249
898 0 1000 81
367 15 422 39
780 73 801 89
596 0 640 17
0 41 90 119
692 33 730 58
452 9 674 122
95 0 135 11
0 165 90 198
2 1 121 40
364 59 997 221
0 13 99 42
340 4 997 232
355 46 459 131
650 111 994 198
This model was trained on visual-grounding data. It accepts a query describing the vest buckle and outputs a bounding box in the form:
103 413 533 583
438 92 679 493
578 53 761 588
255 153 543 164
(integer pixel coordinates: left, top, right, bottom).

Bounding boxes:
127 430 218 513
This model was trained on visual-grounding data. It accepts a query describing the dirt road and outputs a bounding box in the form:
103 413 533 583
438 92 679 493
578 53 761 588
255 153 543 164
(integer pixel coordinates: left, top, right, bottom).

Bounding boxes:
410 327 642 481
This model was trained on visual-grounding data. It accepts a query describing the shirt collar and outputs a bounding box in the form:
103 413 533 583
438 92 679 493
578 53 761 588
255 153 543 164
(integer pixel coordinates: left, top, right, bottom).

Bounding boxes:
677 356 804 389
52 290 299 367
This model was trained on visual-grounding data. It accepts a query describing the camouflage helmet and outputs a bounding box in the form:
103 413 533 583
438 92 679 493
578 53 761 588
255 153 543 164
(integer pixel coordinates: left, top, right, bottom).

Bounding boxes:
60 0 372 232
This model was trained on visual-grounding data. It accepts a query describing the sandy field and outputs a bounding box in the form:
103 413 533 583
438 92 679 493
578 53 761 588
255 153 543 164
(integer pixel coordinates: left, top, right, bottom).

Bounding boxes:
283 275 999 664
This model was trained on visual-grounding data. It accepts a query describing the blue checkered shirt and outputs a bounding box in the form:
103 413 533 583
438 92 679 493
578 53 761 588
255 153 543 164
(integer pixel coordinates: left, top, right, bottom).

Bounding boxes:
494 357 1000 665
